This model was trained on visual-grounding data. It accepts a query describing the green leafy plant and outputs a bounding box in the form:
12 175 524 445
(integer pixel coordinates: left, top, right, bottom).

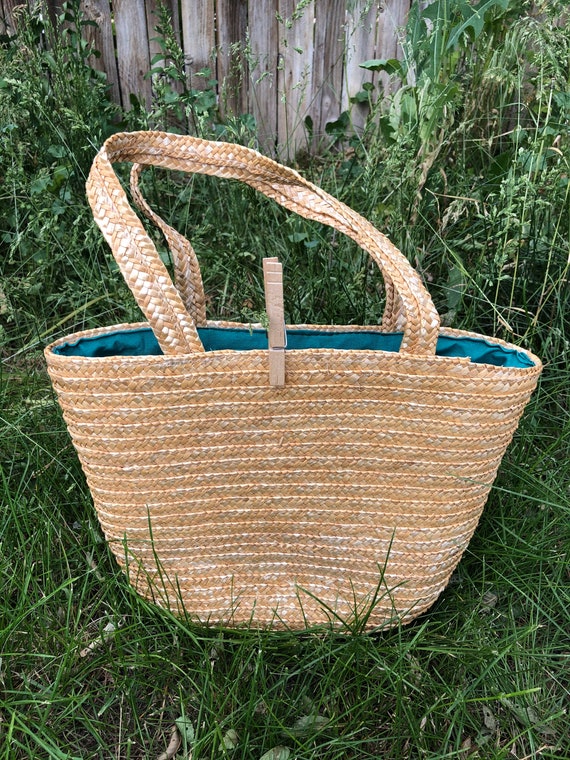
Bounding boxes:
358 0 516 204
0 1 121 353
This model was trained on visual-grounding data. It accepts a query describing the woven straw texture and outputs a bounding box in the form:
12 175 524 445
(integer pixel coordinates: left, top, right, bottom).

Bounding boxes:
45 132 542 630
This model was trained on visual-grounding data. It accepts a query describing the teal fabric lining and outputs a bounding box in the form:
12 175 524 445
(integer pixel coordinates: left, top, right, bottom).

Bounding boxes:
53 325 535 369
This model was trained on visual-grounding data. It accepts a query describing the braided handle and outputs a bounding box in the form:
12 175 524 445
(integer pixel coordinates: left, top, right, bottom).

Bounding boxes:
130 163 207 327
86 131 440 355
129 162 404 337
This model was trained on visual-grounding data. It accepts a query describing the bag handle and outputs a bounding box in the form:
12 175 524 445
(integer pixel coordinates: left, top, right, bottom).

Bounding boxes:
129 163 207 328
86 131 440 356
129 161 403 337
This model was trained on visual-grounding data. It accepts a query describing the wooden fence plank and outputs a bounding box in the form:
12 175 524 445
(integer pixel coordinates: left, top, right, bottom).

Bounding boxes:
81 0 120 104
310 0 346 149
43 0 64 27
170 0 181 46
216 0 249 117
276 0 315 158
145 0 163 68
180 0 216 85
144 0 184 92
343 0 379 134
247 0 279 152
375 0 408 98
113 0 152 108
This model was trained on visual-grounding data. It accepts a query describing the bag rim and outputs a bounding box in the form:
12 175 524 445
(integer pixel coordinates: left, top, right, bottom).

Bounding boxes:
45 320 542 374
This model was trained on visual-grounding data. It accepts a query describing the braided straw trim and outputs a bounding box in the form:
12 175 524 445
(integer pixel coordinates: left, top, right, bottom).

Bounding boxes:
86 131 440 356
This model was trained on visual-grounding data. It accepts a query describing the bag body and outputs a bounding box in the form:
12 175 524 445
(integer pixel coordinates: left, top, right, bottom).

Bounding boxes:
45 132 542 630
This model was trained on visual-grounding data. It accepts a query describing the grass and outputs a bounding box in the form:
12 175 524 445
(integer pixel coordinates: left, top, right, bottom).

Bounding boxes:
1 1 569 757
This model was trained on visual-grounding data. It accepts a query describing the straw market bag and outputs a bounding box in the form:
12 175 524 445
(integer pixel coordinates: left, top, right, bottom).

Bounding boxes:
45 132 542 631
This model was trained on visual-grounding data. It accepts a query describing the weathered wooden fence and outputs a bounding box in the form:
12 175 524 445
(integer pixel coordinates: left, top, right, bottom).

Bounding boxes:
0 0 413 155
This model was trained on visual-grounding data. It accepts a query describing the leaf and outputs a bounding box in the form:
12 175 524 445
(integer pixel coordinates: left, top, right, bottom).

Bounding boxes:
259 748 291 760
47 144 67 159
220 728 238 751
163 87 180 105
30 174 51 196
79 621 119 657
360 58 404 77
445 265 467 312
388 85 417 135
350 89 370 104
157 727 180 760
0 286 10 314
288 232 308 244
446 0 509 50
287 714 329 737
175 715 195 743
499 696 556 736
482 705 497 731
481 590 498 610
325 110 350 139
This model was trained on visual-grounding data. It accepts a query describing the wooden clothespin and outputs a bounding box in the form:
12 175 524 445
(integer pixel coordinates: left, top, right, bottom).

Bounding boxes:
263 257 286 387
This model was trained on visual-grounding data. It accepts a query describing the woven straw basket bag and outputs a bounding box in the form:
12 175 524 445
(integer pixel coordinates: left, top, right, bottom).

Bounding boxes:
45 131 542 631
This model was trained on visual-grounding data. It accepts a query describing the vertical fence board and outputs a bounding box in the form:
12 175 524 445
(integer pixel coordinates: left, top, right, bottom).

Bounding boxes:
343 0 379 134
375 0 408 98
81 0 120 104
247 0 279 152
145 0 163 68
180 0 216 85
276 0 315 158
310 0 346 148
216 0 249 117
170 0 181 46
113 0 151 108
